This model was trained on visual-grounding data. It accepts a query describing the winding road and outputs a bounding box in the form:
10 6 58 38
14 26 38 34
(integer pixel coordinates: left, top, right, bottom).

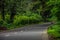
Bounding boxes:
0 22 52 40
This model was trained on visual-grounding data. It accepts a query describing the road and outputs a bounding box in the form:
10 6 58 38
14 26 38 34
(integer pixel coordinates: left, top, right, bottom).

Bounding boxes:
0 22 52 40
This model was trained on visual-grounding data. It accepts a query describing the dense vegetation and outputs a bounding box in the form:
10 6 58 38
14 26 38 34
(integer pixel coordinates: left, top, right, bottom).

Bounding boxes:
46 0 60 40
0 0 60 39
48 22 60 40
0 0 52 30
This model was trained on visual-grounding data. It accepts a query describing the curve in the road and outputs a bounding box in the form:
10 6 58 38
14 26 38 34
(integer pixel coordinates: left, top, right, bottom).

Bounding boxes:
0 22 52 40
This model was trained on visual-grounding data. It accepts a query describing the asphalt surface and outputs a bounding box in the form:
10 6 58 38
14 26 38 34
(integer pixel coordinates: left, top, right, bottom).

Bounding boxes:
0 22 52 40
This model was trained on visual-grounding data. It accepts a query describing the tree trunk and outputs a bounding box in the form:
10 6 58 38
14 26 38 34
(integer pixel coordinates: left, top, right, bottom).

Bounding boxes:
40 0 47 22
0 0 5 20
10 3 16 23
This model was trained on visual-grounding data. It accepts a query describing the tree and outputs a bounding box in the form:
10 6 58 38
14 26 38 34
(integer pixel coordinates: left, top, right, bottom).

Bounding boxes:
40 0 49 22
0 0 5 20
10 1 17 23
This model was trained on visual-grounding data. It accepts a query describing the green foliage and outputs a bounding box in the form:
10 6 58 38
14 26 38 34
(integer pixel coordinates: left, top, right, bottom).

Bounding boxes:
5 14 10 23
0 15 3 26
48 24 60 38
51 7 58 15
0 0 60 31
2 21 15 30
13 13 42 26
48 16 57 22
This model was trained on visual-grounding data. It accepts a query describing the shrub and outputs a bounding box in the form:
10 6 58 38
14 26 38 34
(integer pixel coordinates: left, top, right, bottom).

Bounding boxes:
29 14 42 24
13 13 42 26
5 14 10 23
2 21 16 30
13 15 28 25
0 12 42 30
0 14 3 26
48 24 60 38
48 16 57 22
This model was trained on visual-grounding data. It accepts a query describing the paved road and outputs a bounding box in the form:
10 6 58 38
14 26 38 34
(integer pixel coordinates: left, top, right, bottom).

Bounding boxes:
0 22 52 40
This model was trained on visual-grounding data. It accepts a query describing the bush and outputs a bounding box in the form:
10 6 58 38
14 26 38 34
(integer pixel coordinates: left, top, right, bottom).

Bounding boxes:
13 15 28 25
13 13 42 26
29 14 42 23
0 14 16 30
0 15 3 26
0 12 42 30
48 24 60 38
48 16 57 22
5 14 10 23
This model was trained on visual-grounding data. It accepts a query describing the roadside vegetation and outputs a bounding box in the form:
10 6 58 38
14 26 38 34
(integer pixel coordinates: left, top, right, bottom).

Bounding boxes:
48 22 60 40
47 0 60 40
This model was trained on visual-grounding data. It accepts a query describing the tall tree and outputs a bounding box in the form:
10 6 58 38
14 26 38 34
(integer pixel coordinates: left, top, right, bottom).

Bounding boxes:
0 0 5 20
10 1 17 23
40 0 51 22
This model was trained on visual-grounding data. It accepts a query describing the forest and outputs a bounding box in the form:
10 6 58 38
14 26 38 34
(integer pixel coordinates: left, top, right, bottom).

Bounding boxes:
0 0 60 40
